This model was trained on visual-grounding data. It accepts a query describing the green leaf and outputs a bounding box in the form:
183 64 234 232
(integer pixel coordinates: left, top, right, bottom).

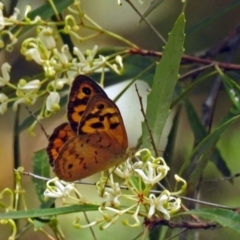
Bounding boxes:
179 208 240 234
184 98 206 144
184 98 231 178
218 67 240 110
0 205 98 219
180 115 240 175
211 150 231 179
179 115 240 193
142 13 185 151
164 105 181 165
28 0 74 20
32 149 50 203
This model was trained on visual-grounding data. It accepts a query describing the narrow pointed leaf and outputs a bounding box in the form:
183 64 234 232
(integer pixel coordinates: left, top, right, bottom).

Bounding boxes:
179 115 240 182
142 14 185 151
184 98 231 178
218 67 240 110
0 205 98 219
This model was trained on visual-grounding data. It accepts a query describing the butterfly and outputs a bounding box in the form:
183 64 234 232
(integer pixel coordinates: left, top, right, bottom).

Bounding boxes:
46 75 128 181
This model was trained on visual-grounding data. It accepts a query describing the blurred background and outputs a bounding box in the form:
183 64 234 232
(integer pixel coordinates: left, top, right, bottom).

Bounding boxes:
1 0 240 239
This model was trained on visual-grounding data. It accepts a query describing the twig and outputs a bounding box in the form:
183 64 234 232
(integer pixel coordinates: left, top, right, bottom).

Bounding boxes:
145 218 218 230
17 169 238 211
135 84 158 157
179 63 215 81
128 48 240 71
25 107 49 139
125 0 166 44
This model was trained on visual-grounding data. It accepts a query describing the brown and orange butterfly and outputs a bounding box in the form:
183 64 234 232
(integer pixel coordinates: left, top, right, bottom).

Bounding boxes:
46 75 128 181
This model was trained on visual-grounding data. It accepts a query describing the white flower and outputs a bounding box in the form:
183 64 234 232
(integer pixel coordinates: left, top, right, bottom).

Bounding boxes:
13 94 37 110
50 77 69 90
0 93 8 114
73 45 99 71
0 2 5 30
38 27 56 50
133 149 170 185
134 159 170 185
0 102 7 114
44 64 56 77
170 174 187 196
24 5 32 19
0 93 8 102
148 191 181 220
46 91 60 112
117 0 122 5
115 55 123 69
101 180 122 206
13 79 40 110
25 48 44 64
86 45 98 62
10 8 20 20
114 158 135 178
17 79 40 91
44 179 75 198
73 47 86 63
53 46 69 64
99 203 139 229
0 62 11 86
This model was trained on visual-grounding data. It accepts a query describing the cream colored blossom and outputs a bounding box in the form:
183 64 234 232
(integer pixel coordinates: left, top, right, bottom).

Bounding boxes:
38 27 56 50
44 178 75 198
0 93 8 114
46 92 60 112
0 63 11 86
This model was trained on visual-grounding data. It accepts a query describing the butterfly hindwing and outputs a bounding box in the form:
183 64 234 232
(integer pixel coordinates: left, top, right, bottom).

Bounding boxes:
54 132 127 181
46 122 75 167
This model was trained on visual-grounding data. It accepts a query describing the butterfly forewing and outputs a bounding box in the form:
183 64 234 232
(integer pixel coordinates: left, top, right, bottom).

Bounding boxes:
67 75 107 133
78 93 128 149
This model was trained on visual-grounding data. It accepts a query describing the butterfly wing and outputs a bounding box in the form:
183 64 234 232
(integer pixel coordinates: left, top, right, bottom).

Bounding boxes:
53 133 127 181
47 75 106 165
46 122 75 167
47 75 128 181
78 93 128 149
67 75 107 132
54 94 128 181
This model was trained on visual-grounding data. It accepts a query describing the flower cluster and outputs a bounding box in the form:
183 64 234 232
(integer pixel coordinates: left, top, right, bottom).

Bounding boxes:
0 2 125 127
44 149 186 229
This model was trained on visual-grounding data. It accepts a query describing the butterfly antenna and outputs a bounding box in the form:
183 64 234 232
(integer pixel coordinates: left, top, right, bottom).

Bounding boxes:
25 106 49 139
135 84 158 157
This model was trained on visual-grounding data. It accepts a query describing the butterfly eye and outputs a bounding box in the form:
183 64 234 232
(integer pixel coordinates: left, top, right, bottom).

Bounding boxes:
82 86 92 95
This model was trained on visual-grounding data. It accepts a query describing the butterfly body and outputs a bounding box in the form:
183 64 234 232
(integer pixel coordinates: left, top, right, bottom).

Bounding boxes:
46 75 128 181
